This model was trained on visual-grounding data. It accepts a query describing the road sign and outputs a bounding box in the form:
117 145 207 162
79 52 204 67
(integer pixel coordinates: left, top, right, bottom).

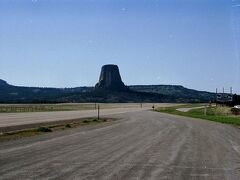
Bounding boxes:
216 93 233 102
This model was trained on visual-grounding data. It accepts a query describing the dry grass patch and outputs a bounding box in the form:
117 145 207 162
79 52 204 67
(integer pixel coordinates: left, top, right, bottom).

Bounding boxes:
0 118 109 142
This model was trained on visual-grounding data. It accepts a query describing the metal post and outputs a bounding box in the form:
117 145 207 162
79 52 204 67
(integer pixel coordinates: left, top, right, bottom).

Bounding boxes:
97 104 100 120
204 105 207 116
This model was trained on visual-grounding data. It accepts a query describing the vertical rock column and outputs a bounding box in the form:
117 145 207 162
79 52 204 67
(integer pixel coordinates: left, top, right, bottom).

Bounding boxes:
95 64 128 91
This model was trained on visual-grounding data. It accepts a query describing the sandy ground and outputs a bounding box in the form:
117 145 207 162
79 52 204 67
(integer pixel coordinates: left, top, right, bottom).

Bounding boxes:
0 110 240 179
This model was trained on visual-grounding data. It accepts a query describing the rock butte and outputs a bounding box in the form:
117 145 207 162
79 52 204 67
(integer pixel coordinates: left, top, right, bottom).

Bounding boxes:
95 64 128 91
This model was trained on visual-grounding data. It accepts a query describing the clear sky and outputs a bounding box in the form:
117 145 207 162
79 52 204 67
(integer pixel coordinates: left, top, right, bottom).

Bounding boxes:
0 0 240 93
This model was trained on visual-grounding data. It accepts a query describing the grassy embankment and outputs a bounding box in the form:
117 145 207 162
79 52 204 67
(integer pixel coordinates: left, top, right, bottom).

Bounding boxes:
0 103 147 113
0 118 108 142
156 104 240 126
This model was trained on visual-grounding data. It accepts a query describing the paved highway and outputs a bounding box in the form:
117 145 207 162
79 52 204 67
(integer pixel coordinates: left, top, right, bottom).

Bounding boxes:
0 110 240 179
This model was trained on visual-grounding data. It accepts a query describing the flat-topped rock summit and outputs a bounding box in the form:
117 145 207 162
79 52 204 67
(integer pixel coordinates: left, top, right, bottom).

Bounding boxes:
95 64 128 91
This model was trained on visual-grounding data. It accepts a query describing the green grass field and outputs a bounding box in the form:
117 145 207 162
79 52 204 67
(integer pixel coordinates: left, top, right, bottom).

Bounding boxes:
156 104 240 126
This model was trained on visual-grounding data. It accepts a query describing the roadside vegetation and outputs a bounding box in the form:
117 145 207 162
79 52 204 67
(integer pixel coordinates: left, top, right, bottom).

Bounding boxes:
0 104 97 113
0 103 150 113
156 104 240 126
0 118 109 142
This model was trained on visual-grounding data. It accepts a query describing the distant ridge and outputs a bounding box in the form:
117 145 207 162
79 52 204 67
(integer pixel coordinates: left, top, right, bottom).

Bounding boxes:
0 65 216 103
129 85 214 103
0 78 215 103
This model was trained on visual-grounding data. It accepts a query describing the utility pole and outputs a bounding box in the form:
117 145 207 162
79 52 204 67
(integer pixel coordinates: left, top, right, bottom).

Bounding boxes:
230 87 233 105
223 87 225 106
216 88 218 107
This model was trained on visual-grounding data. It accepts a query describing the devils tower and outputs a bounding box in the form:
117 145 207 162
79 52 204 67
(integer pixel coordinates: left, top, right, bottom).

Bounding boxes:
95 64 128 91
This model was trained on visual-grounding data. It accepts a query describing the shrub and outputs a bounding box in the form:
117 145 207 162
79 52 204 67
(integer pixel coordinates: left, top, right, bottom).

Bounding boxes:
65 124 71 128
231 107 240 115
36 127 52 132
83 120 90 123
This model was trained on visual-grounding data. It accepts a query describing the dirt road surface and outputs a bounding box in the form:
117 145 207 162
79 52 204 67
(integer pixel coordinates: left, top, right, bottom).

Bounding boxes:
0 110 240 179
0 108 145 128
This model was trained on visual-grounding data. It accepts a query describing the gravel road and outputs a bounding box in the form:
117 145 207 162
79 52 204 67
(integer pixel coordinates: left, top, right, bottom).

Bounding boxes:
0 110 240 180
0 108 145 128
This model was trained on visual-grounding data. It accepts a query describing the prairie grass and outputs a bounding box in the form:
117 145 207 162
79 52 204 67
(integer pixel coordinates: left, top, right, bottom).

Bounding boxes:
156 104 240 126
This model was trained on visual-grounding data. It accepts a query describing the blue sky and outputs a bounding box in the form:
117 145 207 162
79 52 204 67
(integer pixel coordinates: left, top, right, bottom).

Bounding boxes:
0 0 240 93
